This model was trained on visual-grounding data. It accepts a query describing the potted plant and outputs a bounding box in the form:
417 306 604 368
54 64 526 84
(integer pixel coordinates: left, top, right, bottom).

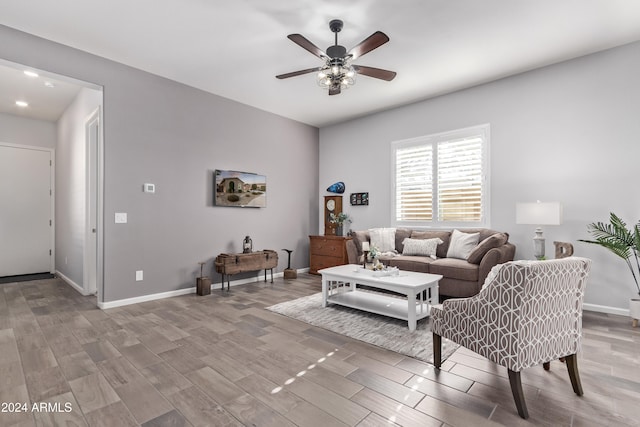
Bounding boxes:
329 212 351 236
579 212 640 326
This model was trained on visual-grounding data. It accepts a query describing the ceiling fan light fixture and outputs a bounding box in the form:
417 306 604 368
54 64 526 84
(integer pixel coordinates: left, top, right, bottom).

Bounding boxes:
278 20 394 95
317 63 356 91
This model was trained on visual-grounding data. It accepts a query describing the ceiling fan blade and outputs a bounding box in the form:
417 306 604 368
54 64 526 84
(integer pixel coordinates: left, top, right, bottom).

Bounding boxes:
329 86 341 96
287 34 327 59
353 65 397 81
348 31 390 60
276 67 323 79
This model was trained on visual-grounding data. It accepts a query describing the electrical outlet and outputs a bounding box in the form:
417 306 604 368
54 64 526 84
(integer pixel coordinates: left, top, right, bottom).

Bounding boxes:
115 212 127 223
135 270 143 281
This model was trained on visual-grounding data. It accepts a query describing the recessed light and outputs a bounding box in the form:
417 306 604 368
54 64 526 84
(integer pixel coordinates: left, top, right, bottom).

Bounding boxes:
16 100 29 107
23 70 39 78
44 81 55 88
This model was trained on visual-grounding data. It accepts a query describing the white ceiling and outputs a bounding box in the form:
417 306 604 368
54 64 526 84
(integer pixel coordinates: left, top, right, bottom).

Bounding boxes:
2 0 640 127
0 60 84 122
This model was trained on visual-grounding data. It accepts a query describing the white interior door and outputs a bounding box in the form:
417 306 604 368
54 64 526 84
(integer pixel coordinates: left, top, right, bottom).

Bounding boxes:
0 143 53 276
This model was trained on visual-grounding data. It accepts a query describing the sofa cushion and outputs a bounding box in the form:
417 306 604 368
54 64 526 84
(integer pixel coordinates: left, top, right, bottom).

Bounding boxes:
387 256 435 273
369 228 396 253
395 228 412 253
352 230 370 257
467 232 509 264
410 230 451 258
429 258 479 282
402 237 442 257
447 229 480 260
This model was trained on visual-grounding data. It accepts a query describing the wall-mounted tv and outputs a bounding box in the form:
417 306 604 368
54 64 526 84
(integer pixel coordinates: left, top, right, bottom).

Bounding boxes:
214 169 267 208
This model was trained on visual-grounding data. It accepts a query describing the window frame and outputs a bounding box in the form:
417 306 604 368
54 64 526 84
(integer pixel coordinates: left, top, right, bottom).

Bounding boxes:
390 124 490 229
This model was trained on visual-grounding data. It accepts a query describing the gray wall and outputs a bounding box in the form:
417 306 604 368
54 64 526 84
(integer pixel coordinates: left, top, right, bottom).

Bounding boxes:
0 113 56 148
0 25 319 303
320 41 640 312
55 87 102 287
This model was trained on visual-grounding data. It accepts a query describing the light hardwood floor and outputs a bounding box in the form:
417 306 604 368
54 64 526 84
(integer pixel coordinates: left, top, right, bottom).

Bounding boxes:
0 274 638 426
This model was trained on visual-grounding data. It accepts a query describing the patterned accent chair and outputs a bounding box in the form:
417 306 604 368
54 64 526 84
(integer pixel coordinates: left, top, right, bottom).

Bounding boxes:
431 257 592 419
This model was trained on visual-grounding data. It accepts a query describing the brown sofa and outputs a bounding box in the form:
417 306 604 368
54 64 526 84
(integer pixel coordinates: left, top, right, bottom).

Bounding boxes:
346 228 515 298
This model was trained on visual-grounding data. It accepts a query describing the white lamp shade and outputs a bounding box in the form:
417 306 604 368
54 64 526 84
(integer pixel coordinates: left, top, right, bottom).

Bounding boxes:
516 202 562 225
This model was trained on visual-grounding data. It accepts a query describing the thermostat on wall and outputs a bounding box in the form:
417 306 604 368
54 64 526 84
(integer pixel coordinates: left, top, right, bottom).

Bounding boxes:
143 183 155 193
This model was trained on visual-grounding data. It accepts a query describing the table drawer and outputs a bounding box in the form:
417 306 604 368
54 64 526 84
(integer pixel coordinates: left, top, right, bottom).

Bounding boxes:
310 239 343 256
311 256 342 273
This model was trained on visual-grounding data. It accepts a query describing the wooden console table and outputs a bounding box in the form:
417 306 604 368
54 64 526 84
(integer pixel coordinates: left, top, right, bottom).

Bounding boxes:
214 250 278 291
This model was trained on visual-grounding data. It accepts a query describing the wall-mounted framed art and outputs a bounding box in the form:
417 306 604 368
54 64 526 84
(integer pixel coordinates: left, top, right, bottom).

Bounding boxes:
214 169 267 208
350 192 369 206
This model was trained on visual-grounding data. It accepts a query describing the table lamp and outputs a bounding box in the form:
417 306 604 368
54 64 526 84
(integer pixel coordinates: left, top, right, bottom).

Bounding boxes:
516 201 562 260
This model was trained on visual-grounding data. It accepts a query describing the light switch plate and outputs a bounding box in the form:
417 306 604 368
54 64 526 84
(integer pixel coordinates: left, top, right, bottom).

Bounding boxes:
135 270 143 281
115 212 127 223
143 183 155 193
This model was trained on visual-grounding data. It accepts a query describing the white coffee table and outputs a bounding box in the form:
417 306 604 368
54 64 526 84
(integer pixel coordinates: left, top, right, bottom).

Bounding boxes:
319 264 443 331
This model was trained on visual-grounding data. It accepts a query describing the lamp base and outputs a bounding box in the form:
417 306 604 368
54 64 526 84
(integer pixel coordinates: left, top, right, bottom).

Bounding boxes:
533 227 545 260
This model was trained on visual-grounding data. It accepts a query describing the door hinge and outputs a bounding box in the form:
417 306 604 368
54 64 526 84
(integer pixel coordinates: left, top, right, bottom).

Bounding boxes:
49 249 52 256
49 220 52 226
50 160 52 166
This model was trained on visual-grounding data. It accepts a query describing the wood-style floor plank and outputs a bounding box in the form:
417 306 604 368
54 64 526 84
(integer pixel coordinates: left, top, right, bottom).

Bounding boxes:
0 275 637 427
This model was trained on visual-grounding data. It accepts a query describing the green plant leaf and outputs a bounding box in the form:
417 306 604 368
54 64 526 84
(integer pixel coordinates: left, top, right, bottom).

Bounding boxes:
579 212 640 295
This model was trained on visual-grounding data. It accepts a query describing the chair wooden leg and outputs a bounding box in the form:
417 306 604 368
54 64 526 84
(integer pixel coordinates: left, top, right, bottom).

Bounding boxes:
508 369 529 419
433 333 442 369
565 353 583 396
543 362 550 371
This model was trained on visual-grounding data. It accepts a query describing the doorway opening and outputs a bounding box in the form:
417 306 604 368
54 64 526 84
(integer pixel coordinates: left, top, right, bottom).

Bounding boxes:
0 58 104 304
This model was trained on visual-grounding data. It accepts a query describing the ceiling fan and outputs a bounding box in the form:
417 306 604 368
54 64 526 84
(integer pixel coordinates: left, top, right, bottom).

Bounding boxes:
276 19 396 95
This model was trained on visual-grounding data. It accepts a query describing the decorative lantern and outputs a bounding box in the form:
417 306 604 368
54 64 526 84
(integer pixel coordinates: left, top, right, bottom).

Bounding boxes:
242 236 253 253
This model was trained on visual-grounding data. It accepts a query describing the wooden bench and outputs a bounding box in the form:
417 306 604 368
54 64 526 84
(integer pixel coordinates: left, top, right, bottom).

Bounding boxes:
214 250 278 290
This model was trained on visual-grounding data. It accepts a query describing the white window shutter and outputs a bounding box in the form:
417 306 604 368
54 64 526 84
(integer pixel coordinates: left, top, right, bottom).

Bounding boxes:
395 144 432 222
437 136 483 222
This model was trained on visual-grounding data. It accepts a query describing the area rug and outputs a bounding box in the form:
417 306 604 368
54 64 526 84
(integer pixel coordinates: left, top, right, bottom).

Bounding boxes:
266 292 458 364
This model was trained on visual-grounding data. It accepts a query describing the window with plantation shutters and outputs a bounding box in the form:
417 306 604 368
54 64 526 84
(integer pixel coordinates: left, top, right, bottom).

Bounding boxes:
391 124 489 227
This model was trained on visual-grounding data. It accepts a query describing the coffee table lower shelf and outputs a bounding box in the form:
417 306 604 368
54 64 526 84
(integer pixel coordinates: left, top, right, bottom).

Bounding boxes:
326 290 430 323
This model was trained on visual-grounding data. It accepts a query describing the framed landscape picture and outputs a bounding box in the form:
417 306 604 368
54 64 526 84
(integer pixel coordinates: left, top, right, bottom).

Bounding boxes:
214 169 267 208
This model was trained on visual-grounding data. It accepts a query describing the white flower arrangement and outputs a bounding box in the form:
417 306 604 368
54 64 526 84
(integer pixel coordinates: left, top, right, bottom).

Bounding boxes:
329 212 351 226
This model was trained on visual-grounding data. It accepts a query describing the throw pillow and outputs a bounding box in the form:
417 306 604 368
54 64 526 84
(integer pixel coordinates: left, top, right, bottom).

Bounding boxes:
410 230 452 258
368 228 396 253
402 237 443 257
466 232 508 264
447 229 480 260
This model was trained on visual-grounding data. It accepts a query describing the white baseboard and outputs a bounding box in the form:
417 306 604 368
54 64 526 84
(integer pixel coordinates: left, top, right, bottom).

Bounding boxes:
56 270 90 296
65 267 629 316
583 303 629 316
98 287 195 309
98 268 309 310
